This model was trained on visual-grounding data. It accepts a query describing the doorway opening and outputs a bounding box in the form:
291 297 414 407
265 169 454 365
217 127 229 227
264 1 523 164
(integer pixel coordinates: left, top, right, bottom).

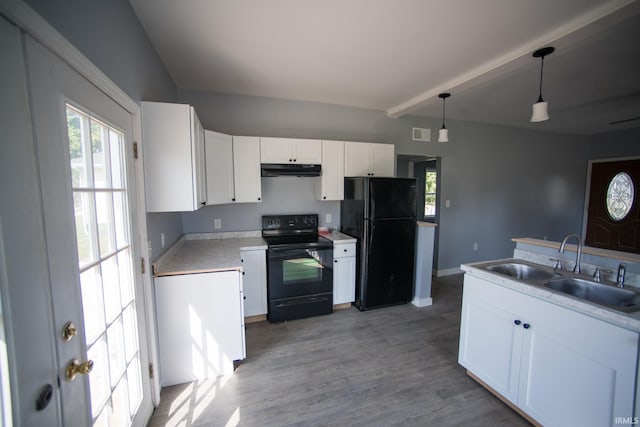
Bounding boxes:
396 155 441 270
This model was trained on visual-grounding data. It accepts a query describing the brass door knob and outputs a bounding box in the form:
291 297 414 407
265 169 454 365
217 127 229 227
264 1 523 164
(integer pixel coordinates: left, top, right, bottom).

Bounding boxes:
62 321 77 341
66 359 94 381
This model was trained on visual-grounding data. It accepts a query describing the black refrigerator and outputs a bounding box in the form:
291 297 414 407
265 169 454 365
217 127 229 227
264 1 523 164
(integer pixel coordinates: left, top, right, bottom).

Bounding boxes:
340 177 416 310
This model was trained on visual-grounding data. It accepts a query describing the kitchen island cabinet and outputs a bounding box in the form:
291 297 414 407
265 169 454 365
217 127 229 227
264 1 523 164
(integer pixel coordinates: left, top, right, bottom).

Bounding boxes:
154 270 246 387
142 101 206 212
459 273 638 427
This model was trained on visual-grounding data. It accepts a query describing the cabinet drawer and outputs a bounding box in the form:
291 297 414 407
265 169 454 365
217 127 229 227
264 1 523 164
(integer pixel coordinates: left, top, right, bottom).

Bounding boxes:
334 243 356 258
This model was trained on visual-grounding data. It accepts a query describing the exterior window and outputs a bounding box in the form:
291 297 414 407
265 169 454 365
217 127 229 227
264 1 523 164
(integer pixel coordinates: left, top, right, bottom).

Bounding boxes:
606 172 634 221
424 170 437 218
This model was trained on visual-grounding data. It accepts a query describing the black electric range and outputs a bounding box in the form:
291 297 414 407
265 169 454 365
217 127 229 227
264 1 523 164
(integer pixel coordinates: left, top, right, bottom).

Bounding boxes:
262 214 333 322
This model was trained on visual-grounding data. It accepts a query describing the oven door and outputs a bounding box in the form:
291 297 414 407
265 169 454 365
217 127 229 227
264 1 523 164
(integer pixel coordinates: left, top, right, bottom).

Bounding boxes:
267 246 333 300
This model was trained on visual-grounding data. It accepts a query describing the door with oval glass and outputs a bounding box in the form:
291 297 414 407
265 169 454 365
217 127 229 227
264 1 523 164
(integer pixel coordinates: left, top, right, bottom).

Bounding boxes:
26 35 152 426
585 158 640 254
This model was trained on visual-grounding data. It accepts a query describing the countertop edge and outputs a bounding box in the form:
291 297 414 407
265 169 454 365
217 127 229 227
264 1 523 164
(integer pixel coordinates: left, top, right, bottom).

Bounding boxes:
154 266 242 278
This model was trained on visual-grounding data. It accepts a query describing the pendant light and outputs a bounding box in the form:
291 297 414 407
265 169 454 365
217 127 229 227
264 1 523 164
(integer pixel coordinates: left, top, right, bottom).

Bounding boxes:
530 46 555 122
438 92 450 142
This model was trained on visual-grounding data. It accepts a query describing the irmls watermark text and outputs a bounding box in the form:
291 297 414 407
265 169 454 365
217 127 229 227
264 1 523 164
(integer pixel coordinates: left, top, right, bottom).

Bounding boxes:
615 416 640 425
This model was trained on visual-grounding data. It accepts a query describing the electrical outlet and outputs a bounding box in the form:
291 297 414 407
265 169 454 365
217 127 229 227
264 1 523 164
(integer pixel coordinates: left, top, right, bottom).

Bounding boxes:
214 218 222 229
325 214 332 224
445 200 451 208
473 242 478 251
161 233 166 249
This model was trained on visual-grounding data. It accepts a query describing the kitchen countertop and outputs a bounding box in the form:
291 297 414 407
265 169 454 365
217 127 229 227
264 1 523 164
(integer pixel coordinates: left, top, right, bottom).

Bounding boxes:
321 231 357 244
153 235 267 277
462 258 640 332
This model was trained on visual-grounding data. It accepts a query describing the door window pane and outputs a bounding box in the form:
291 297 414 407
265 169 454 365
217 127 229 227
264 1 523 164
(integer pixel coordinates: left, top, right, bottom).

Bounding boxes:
607 172 634 221
80 266 105 345
74 191 99 267
87 335 110 417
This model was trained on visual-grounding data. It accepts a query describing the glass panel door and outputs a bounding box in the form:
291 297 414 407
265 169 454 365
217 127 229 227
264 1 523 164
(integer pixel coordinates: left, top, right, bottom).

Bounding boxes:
66 105 142 426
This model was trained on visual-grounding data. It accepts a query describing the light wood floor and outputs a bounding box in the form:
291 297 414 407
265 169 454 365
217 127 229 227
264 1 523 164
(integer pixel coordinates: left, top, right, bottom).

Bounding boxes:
147 274 531 426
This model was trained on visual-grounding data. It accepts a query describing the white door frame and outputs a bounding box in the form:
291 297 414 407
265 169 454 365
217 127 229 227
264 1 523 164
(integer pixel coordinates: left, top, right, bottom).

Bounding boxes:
0 0 161 406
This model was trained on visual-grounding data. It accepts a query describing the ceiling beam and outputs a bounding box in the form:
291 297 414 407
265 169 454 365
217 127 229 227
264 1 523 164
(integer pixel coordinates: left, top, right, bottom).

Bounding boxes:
386 0 638 119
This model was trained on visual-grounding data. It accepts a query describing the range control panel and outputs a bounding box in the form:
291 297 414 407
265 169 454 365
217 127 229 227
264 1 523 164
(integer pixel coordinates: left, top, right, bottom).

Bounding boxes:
262 214 318 231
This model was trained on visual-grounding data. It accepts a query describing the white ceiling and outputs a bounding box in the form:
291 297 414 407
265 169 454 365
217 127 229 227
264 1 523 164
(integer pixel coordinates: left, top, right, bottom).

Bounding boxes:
129 0 640 135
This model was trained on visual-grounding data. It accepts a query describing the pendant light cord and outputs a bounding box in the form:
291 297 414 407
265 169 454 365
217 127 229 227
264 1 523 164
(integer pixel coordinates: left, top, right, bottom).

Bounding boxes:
441 97 446 129
537 56 545 103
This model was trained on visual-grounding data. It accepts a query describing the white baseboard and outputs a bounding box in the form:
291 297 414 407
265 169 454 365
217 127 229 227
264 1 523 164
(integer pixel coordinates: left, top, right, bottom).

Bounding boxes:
411 297 433 307
435 267 463 277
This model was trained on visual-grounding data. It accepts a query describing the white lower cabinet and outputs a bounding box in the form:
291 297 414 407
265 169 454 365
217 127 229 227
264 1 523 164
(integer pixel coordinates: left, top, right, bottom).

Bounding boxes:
240 249 268 317
154 270 246 386
459 274 638 427
333 242 356 305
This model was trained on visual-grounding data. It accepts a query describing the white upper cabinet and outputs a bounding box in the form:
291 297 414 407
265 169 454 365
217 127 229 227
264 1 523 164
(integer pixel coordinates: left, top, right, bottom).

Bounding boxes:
204 130 262 205
205 132 262 204
204 130 234 205
315 140 344 201
260 137 321 164
233 136 262 203
344 142 395 177
142 101 206 212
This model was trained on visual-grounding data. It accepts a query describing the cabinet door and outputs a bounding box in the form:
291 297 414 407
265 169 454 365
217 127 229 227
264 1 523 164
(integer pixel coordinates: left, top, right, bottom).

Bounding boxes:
241 250 268 316
370 143 395 177
154 271 244 387
233 136 262 203
344 142 370 176
518 294 638 427
317 140 344 200
260 137 293 163
142 102 199 212
205 130 235 205
292 139 322 164
458 275 524 403
333 252 356 305
192 110 207 207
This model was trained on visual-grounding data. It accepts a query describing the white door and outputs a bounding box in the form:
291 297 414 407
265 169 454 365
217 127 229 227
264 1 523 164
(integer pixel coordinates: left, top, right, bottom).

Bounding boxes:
25 36 152 426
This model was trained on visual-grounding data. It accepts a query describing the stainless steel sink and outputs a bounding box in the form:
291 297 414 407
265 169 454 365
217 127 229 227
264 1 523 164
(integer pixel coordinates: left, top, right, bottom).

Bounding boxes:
544 278 640 312
486 262 562 281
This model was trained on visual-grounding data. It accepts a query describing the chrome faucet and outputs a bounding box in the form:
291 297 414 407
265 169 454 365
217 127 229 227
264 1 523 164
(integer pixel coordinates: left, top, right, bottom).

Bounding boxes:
617 263 626 287
559 233 582 274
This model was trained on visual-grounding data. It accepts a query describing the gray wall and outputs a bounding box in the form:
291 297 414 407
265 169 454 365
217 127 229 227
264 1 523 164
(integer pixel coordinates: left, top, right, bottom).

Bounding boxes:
588 127 640 159
182 178 340 233
178 89 591 271
25 0 182 260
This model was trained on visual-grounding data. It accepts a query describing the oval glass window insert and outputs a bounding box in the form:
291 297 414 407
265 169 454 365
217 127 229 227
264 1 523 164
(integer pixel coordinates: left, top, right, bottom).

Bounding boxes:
606 172 634 221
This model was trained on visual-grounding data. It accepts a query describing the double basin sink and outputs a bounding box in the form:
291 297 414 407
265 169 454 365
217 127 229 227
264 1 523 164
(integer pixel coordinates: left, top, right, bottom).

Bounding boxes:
484 262 640 313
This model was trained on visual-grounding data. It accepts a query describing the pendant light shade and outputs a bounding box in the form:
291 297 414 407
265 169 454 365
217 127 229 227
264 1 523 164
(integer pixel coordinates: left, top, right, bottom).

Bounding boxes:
438 93 450 142
530 46 554 122
531 101 549 122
